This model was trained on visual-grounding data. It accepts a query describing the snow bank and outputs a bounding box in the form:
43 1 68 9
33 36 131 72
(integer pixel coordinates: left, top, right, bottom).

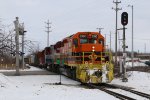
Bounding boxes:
0 66 44 72
0 73 12 88
112 71 150 94
126 61 148 67
0 74 118 100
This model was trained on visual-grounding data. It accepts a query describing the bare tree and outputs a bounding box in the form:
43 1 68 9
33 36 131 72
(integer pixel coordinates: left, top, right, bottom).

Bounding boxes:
0 20 40 69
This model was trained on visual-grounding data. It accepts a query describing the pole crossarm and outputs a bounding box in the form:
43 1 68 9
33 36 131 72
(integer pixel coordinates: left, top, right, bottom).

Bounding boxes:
96 27 104 34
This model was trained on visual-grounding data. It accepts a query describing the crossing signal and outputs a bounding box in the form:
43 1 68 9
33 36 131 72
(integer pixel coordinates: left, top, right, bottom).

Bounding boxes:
121 12 128 26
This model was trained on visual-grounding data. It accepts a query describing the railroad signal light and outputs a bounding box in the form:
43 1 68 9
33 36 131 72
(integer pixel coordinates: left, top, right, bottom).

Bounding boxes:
121 12 128 26
11 52 15 56
20 52 25 56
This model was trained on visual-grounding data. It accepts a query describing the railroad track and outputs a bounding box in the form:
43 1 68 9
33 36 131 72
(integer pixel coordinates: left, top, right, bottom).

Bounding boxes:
86 83 150 100
87 84 136 100
106 84 150 99
42 67 150 99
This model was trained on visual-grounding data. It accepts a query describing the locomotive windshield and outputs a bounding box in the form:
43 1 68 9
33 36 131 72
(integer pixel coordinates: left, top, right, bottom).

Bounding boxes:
79 34 97 44
89 39 97 44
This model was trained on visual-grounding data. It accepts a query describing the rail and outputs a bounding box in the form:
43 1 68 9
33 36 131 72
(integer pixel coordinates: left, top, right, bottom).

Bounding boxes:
108 84 150 99
86 84 136 100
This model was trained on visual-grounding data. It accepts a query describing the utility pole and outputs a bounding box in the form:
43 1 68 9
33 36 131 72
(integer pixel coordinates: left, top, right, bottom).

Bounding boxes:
110 32 112 52
10 32 13 66
105 34 107 51
144 43 146 53
45 20 51 47
22 26 25 69
121 12 128 82
14 17 20 75
122 26 128 82
112 0 122 68
118 32 123 74
128 5 134 68
21 23 26 69
96 27 104 34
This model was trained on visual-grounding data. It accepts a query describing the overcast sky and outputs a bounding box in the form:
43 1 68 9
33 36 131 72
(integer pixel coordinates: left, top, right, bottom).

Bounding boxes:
0 0 150 53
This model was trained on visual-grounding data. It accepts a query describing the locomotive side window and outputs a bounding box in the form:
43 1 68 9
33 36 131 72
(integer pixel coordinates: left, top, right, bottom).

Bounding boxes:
73 38 78 47
99 39 104 46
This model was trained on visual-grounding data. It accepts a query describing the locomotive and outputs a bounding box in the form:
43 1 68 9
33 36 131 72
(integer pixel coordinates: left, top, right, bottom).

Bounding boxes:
30 32 114 84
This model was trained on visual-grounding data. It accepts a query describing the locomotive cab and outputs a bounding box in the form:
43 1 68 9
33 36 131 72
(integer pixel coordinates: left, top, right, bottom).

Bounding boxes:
72 32 104 52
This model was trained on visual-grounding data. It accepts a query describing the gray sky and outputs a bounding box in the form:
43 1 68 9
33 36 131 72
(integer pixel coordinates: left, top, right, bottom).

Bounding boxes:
0 0 150 53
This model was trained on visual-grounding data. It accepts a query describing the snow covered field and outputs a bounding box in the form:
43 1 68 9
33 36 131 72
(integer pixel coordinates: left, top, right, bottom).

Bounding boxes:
0 66 117 100
111 71 150 94
111 71 150 100
0 66 150 100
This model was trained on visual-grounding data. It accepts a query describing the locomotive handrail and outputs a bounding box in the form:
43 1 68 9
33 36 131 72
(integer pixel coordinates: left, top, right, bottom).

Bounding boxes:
82 52 85 64
61 51 113 65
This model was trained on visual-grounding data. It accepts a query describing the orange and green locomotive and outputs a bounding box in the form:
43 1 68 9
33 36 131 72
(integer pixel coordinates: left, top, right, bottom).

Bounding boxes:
31 32 114 84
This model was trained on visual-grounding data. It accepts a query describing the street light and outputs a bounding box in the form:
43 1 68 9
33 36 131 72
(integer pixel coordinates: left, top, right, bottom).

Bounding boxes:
128 5 134 68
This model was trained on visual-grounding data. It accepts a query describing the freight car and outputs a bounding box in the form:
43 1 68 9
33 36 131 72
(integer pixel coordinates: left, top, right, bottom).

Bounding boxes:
31 32 114 84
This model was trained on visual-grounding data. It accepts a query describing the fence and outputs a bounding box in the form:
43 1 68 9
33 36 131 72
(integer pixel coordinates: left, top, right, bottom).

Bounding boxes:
0 63 16 70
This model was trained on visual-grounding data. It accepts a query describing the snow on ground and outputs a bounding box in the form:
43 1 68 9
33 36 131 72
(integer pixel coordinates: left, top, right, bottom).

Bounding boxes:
116 57 148 67
0 65 43 72
111 71 150 94
126 61 147 67
126 61 148 67
0 73 12 88
1 66 150 100
0 66 118 100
